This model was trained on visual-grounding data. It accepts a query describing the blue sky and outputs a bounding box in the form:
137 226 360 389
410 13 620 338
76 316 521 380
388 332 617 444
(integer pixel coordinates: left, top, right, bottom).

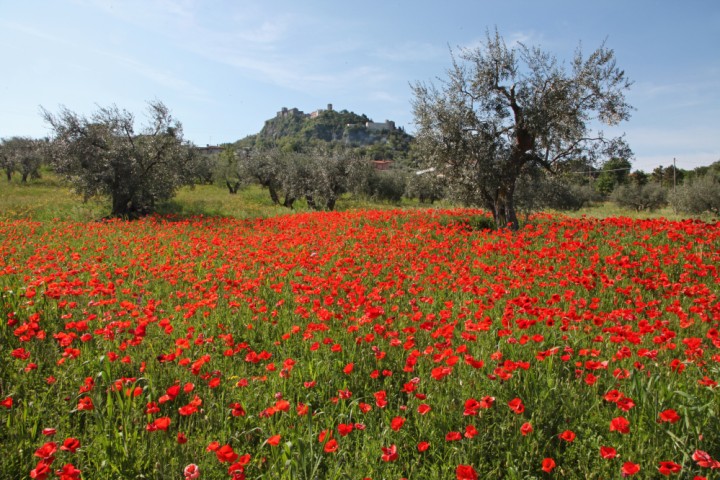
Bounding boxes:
1 0 718 172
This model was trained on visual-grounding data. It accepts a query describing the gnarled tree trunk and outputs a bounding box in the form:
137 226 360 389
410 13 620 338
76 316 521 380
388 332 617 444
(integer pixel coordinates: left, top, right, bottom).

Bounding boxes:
488 179 519 230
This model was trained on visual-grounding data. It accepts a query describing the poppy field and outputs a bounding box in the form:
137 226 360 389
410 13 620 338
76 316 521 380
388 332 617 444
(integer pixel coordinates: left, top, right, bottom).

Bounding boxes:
1 209 719 479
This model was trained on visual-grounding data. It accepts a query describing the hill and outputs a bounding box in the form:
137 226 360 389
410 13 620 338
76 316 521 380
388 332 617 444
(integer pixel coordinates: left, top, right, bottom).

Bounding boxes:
233 105 414 162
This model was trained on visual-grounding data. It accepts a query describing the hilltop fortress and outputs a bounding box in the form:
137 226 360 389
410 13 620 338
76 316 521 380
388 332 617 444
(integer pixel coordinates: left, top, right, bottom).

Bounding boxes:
276 104 396 132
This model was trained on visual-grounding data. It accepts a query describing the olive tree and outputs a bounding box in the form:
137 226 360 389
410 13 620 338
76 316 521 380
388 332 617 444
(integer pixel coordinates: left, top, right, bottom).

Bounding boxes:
412 29 633 229
42 101 199 218
237 148 295 207
669 173 720 216
610 182 667 212
0 136 43 182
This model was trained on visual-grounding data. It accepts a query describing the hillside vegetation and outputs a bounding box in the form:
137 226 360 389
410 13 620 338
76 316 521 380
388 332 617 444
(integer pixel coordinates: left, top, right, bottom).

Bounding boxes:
233 108 415 162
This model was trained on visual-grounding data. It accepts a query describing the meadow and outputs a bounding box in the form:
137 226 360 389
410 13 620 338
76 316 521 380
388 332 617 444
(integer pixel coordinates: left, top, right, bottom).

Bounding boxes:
1 176 719 479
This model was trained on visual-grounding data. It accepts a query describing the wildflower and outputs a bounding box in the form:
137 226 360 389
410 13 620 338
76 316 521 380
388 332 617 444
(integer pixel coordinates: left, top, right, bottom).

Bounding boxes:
183 464 200 479
658 461 682 475
76 396 94 411
324 439 338 453
600 446 617 459
658 409 680 423
508 397 524 414
542 458 556 473
621 462 640 477
456 464 478 480
390 416 406 431
610 416 630 434
60 438 81 453
381 444 398 462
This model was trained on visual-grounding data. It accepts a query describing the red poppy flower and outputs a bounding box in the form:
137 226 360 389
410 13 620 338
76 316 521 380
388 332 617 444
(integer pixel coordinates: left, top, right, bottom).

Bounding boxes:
520 422 533 436
76 396 94 411
418 403 432 415
1 397 13 409
600 446 617 459
456 464 478 480
658 409 680 423
60 438 81 453
56 463 82 479
267 434 281 446
604 390 623 403
692 450 720 469
508 397 524 414
559 430 576 442
34 442 57 459
324 438 338 453
658 461 682 475
445 431 462 442
621 462 640 477
431 366 452 380
417 441 430 452
390 416 406 431
479 396 496 409
381 444 398 462
610 416 630 434
29 460 52 480
215 444 239 463
542 458 556 473
616 397 635 412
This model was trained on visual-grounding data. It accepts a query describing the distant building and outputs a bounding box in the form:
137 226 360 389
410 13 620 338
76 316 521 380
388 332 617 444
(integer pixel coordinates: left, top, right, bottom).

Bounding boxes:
365 120 396 132
371 160 393 171
310 103 333 118
277 107 305 118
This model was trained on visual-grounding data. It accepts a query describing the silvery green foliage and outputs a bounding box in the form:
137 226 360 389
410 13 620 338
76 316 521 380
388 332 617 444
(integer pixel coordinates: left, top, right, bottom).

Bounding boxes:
669 173 720 216
514 166 598 214
42 101 199 218
237 147 290 205
0 136 43 182
610 182 668 212
296 148 365 211
238 147 368 210
405 170 446 204
412 29 633 228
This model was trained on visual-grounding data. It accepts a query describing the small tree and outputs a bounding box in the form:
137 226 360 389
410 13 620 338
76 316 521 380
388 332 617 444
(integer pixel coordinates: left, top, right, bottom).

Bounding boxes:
596 157 632 195
412 29 632 229
0 137 43 182
669 173 720 216
43 101 199 218
214 146 242 194
515 168 596 214
610 182 667 212
405 169 446 204
238 148 295 207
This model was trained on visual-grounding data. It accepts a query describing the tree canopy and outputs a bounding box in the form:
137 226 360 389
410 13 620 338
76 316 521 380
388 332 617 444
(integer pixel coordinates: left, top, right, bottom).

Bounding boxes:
42 101 201 218
0 136 44 183
412 29 633 228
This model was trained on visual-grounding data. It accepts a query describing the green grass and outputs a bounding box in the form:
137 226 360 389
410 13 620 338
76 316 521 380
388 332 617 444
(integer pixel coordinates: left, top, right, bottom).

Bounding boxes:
1 169 716 224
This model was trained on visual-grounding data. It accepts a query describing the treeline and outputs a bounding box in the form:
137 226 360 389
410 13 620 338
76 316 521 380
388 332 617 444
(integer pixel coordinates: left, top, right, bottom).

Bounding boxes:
212 143 720 216
3 99 719 219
